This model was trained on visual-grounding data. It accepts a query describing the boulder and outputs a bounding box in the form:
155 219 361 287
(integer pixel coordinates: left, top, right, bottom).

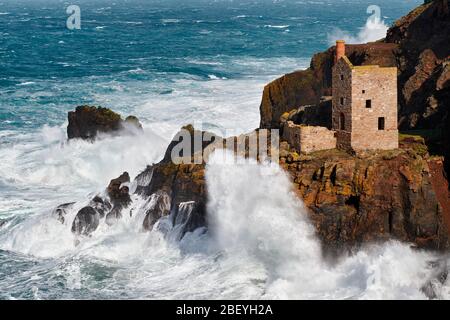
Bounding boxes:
142 190 171 231
71 206 100 236
171 201 206 240
107 172 131 207
51 202 75 224
67 105 143 140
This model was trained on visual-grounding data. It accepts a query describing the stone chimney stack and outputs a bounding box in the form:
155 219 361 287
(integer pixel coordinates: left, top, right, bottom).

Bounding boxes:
335 40 346 63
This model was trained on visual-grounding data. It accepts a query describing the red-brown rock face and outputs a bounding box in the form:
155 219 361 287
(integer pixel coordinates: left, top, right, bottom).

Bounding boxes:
280 140 449 251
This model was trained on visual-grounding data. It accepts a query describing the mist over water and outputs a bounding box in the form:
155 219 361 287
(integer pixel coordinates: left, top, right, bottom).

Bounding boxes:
1 0 445 300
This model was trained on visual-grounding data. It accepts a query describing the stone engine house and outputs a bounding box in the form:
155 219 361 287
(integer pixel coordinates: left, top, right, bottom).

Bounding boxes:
283 40 399 153
332 40 399 151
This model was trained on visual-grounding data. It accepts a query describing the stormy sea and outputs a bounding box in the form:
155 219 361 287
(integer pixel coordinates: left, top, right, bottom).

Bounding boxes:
2 0 449 299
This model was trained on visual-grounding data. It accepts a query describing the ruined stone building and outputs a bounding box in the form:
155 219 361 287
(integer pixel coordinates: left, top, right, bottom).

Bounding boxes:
332 40 399 151
282 40 399 153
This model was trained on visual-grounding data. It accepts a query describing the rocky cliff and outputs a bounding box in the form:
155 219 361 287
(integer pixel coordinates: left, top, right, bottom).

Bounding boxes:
67 105 143 140
55 1 450 252
280 137 449 251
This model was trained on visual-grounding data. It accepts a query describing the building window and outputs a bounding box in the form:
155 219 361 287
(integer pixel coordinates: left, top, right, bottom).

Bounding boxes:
340 113 346 130
365 99 372 108
340 97 344 105
340 74 344 80
378 117 385 130
362 90 366 94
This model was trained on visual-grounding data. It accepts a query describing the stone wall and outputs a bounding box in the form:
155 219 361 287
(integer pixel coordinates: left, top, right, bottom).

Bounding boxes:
299 126 337 154
351 66 399 150
282 121 336 154
282 121 302 152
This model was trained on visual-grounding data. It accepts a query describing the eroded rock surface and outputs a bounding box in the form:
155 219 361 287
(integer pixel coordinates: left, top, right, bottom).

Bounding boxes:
67 105 143 140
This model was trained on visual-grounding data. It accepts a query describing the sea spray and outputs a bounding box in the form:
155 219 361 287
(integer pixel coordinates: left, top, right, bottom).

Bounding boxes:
205 151 449 299
327 6 389 45
0 149 449 298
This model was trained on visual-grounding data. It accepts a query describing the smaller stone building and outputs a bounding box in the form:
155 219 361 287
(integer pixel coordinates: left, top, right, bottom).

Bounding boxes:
282 121 336 154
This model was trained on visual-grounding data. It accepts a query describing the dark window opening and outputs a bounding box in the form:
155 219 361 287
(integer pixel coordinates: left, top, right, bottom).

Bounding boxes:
378 117 385 130
340 97 344 105
340 74 344 80
365 99 372 108
340 113 346 130
362 90 366 94
345 195 360 212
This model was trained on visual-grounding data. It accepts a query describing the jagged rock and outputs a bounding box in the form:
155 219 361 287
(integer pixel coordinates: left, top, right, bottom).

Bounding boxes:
171 201 206 240
89 196 112 218
67 106 143 140
142 190 171 231
51 202 75 224
107 172 131 207
124 115 143 130
71 206 100 236
105 207 123 226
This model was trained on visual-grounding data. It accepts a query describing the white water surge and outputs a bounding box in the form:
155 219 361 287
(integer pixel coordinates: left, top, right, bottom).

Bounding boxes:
0 148 449 299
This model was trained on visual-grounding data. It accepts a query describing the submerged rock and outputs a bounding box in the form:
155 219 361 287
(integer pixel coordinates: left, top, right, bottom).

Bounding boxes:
67 105 143 140
71 206 100 236
51 202 75 224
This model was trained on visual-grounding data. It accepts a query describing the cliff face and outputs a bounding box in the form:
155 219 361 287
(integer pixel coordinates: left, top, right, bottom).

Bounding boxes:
259 0 449 136
280 139 449 250
385 0 450 131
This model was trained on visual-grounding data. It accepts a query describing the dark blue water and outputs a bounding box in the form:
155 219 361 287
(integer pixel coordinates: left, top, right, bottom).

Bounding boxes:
0 0 420 129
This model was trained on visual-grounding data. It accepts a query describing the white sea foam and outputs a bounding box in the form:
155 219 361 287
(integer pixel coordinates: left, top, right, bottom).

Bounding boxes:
327 16 388 45
0 146 449 299
206 151 450 299
264 25 290 29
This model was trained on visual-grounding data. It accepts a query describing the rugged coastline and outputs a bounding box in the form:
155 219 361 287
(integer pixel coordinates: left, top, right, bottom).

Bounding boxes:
54 0 450 252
